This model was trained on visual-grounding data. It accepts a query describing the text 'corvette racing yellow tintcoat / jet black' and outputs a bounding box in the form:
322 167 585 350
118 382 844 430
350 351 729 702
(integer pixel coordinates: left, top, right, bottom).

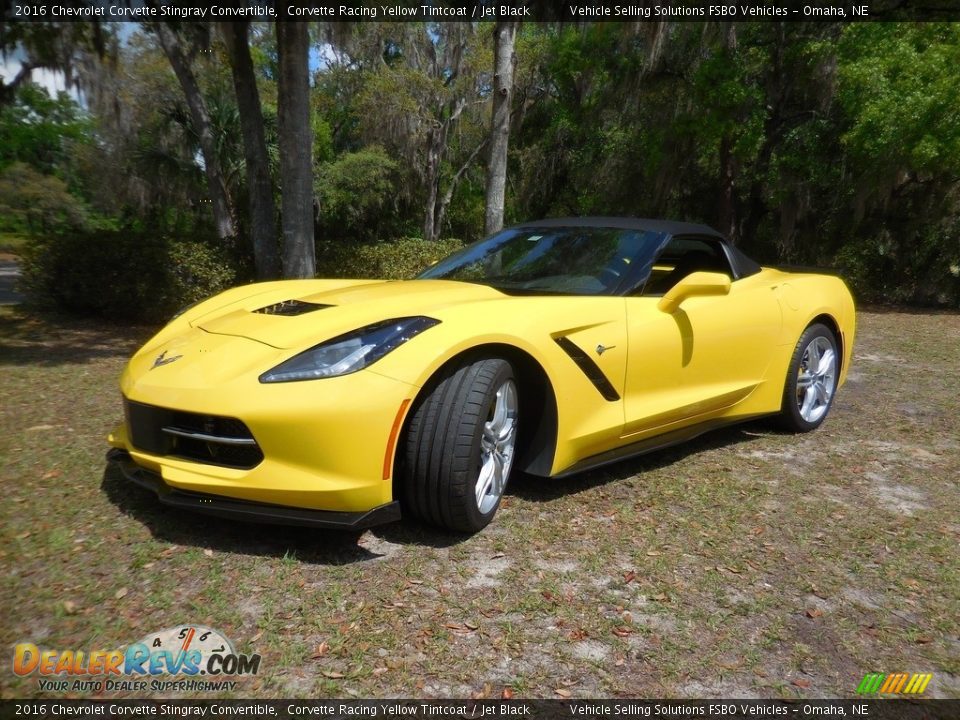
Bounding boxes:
108 218 856 533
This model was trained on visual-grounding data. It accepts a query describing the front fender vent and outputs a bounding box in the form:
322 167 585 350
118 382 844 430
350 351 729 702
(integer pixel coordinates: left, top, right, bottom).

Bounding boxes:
554 336 621 402
254 300 332 316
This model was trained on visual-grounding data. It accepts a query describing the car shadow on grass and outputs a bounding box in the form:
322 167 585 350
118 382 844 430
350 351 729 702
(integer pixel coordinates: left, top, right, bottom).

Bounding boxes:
101 423 772 560
100 465 384 565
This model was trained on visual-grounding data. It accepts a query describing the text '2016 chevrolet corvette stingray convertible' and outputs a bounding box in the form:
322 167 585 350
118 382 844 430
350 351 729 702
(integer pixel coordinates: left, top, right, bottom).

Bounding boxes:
108 218 855 533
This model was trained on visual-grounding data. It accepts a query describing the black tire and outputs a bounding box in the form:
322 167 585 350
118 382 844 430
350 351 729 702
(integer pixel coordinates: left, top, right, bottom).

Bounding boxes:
776 322 839 433
399 355 518 533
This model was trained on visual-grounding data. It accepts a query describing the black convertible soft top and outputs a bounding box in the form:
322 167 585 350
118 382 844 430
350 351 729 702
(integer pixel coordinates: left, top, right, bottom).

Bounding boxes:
511 216 761 280
514 216 726 240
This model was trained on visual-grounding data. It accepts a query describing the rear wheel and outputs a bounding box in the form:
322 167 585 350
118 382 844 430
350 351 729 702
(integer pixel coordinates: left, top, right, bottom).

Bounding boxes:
776 323 838 432
400 356 518 533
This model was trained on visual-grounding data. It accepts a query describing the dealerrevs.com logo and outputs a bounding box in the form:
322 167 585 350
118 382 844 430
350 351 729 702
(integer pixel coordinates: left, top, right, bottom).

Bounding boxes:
13 626 261 693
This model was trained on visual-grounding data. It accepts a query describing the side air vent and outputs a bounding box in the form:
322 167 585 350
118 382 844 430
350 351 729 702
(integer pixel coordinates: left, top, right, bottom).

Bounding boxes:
554 336 621 402
253 300 332 316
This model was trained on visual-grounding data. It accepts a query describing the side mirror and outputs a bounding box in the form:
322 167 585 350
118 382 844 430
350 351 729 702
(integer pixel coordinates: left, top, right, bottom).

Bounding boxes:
657 271 731 313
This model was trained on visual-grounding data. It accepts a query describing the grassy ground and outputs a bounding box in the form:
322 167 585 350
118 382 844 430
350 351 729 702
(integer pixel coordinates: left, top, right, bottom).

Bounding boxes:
1 306 958 700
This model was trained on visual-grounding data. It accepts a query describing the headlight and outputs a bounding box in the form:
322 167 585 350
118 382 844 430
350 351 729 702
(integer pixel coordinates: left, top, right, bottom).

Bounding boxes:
259 316 440 383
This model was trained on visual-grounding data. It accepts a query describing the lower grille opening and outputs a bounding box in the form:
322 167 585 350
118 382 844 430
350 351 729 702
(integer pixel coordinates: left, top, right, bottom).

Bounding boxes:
125 400 264 469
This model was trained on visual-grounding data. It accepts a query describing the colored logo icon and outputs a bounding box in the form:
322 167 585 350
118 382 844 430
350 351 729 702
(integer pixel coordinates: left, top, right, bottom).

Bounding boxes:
857 672 932 694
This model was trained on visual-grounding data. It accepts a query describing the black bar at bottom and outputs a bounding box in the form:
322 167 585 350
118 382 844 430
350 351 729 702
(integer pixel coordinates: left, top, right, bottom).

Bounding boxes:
1 699 957 720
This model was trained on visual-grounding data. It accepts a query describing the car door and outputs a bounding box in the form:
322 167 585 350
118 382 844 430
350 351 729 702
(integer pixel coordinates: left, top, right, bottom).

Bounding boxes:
622 236 781 438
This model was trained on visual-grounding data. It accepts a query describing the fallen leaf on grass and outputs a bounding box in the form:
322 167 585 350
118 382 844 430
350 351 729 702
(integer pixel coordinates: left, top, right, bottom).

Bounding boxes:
914 635 933 644
63 601 79 615
114 588 128 600
501 688 514 699
372 667 388 676
623 571 636 584
554 688 571 698
471 683 494 700
792 679 811 689
311 641 329 659
612 626 633 637
15 531 30 540
321 671 345 679
805 608 823 619
203 549 214 557
42 469 61 479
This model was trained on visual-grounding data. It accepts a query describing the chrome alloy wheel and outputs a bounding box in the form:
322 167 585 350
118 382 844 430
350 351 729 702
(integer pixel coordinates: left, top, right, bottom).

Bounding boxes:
796 336 837 423
476 379 518 514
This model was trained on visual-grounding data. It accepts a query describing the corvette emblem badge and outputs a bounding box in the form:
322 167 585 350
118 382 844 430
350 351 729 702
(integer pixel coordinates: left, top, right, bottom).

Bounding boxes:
151 351 183 369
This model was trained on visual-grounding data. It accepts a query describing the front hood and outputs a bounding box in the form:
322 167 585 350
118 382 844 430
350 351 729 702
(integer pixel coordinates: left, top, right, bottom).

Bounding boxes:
194 279 505 349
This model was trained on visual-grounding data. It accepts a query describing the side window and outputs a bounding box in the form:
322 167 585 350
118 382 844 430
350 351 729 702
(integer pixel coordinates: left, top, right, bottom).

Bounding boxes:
640 237 733 296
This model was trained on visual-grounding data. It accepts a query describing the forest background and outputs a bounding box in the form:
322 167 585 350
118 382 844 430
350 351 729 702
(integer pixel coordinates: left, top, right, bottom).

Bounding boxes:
2 19 958 320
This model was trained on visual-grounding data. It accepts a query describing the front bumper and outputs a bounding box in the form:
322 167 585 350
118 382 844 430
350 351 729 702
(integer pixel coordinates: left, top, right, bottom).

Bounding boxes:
107 448 401 530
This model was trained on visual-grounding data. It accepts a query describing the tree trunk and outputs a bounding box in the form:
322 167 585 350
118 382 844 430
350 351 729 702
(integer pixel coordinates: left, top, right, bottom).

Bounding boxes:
423 127 442 243
718 133 738 244
484 21 517 236
154 24 236 240
717 23 739 244
221 21 281 280
276 22 316 279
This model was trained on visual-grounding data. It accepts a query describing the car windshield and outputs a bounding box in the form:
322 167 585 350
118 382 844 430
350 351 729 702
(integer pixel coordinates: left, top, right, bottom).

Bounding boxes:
418 226 668 296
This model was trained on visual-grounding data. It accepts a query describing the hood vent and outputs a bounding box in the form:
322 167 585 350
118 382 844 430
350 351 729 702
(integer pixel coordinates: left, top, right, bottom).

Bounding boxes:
253 300 332 316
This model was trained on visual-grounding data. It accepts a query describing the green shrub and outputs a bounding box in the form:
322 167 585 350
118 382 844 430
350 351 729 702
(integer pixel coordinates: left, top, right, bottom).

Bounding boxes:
21 230 238 322
315 236 465 280
314 146 415 243
0 162 90 234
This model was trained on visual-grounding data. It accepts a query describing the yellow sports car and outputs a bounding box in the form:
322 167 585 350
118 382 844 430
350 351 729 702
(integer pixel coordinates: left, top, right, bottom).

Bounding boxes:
108 218 855 533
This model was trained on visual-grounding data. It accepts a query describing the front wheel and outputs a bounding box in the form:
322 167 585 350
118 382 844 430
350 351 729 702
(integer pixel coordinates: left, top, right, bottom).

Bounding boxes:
399 356 519 533
776 323 839 432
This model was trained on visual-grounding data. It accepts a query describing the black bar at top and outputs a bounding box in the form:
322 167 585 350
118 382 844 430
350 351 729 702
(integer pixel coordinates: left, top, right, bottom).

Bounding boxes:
6 0 960 23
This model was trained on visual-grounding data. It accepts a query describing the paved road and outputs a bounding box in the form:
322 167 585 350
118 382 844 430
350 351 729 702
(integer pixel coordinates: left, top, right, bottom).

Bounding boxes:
0 259 23 305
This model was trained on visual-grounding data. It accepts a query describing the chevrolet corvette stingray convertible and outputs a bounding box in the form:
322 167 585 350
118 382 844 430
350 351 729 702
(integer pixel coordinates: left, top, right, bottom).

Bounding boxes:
107 218 855 533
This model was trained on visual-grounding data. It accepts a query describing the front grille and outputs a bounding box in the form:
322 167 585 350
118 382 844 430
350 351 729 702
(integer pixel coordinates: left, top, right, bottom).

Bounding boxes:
125 400 264 469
